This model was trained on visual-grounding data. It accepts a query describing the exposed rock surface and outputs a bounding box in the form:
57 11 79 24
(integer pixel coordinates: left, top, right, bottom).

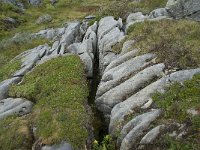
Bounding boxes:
28 0 41 6
0 77 21 100
97 16 124 75
166 0 200 19
41 142 73 150
0 98 33 120
36 14 53 24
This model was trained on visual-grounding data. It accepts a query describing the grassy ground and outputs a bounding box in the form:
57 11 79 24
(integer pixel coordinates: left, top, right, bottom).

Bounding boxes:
124 19 200 69
0 33 50 82
8 55 89 149
153 74 200 149
0 0 111 40
0 116 33 150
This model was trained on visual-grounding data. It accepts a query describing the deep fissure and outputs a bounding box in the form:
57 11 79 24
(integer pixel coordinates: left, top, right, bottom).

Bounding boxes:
87 43 108 143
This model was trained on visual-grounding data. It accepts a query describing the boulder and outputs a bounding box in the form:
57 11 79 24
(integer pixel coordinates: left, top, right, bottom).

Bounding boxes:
109 68 200 137
149 8 169 19
28 0 41 6
0 98 33 120
41 142 73 150
140 125 165 145
36 14 53 24
101 53 156 82
119 109 162 150
0 77 21 101
120 40 135 55
105 49 138 72
166 0 200 19
96 64 165 115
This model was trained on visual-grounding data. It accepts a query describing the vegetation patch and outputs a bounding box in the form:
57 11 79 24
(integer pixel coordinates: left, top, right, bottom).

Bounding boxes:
0 60 21 82
0 33 49 68
0 116 33 150
9 55 89 149
153 74 200 149
127 19 200 69
129 0 167 14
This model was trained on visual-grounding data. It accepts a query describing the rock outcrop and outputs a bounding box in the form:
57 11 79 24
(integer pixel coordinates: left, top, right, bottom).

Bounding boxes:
166 0 200 19
0 98 33 120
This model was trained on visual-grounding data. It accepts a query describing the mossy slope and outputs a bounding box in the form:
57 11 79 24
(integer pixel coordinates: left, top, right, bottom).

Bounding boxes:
126 19 200 69
7 55 89 149
153 74 200 149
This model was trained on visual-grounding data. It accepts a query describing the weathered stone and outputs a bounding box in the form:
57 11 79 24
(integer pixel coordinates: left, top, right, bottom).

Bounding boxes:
28 0 41 6
36 14 52 24
120 40 135 55
140 125 165 145
149 8 169 19
98 16 123 41
41 142 73 150
119 110 162 150
85 15 96 20
109 68 200 137
79 52 93 78
126 12 148 24
166 0 200 19
0 77 21 100
101 53 156 82
60 22 80 46
96 64 165 114
0 98 33 120
105 49 138 72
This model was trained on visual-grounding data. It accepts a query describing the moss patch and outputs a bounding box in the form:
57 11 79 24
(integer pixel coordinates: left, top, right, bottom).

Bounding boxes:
153 74 200 149
0 60 21 82
127 19 200 69
0 116 33 150
129 0 167 14
9 55 89 149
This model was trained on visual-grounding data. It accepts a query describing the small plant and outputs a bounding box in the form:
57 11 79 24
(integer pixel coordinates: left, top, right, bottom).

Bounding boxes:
93 135 115 150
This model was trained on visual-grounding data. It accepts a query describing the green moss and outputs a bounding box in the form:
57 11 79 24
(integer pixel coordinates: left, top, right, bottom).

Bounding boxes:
127 19 200 69
129 0 167 14
9 55 89 149
0 60 21 82
0 116 33 150
153 74 200 149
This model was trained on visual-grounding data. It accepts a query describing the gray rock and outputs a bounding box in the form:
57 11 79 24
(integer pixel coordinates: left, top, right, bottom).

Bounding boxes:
1 0 24 8
96 64 165 114
126 12 148 24
109 68 200 137
98 16 123 41
0 77 21 101
120 40 135 55
186 11 200 21
0 98 33 120
105 49 138 72
36 14 53 24
101 53 156 82
149 8 169 19
3 17 19 28
28 0 41 6
60 22 80 46
166 0 200 19
79 52 93 78
41 142 73 150
119 109 162 150
85 15 96 20
140 125 165 145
